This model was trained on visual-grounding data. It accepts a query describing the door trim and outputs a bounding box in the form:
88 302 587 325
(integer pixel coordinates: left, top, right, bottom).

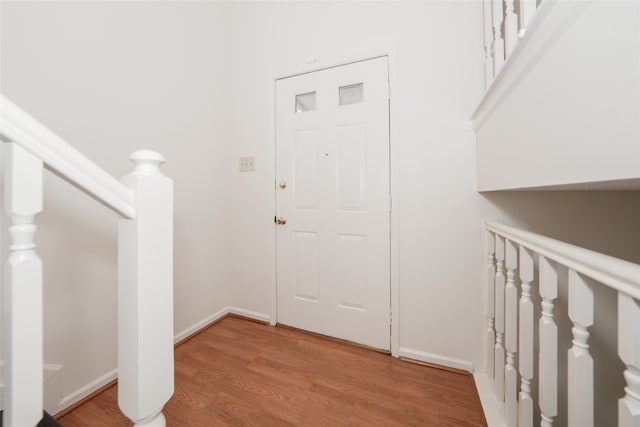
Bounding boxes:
268 46 401 357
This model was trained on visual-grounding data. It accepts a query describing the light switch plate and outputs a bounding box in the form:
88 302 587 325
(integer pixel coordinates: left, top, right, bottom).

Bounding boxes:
239 156 255 172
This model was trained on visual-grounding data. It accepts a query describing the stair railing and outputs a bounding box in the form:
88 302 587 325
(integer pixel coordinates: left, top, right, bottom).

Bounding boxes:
484 221 640 427
483 0 539 89
0 95 174 427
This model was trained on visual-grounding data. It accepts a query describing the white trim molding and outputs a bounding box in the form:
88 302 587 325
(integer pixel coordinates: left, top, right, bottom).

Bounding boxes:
173 307 230 344
228 307 271 324
57 368 118 415
398 347 474 373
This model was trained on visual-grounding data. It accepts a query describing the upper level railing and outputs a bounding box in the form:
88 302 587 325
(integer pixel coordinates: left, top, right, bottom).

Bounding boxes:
0 94 174 427
483 0 539 90
483 221 640 427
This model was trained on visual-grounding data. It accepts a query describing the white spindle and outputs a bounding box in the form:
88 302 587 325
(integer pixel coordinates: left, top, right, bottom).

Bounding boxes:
518 0 537 38
518 246 534 427
619 293 640 427
567 270 594 427
486 230 496 378
504 0 518 55
118 150 174 427
483 0 495 89
504 239 518 427
539 255 558 427
1 142 44 427
495 235 506 402
492 0 505 73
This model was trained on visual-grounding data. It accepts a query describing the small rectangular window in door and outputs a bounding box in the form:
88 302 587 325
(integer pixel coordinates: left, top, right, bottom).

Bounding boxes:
339 83 364 106
295 92 316 113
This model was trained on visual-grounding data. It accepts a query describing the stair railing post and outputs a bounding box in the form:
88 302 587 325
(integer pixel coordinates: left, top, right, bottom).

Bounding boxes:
495 235 506 402
483 0 495 89
492 0 506 73
504 0 519 56
619 292 640 427
567 270 594 427
518 0 537 38
539 255 558 427
2 142 44 427
118 150 174 427
518 246 534 427
486 229 496 378
504 239 519 427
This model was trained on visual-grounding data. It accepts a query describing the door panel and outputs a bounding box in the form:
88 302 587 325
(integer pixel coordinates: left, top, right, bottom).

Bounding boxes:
293 129 319 210
276 57 390 350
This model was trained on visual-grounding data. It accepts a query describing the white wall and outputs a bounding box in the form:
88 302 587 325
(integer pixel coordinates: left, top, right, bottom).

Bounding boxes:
1 1 232 410
225 0 640 373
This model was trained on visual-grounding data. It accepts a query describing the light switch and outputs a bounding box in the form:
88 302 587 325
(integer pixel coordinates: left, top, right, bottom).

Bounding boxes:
239 156 255 172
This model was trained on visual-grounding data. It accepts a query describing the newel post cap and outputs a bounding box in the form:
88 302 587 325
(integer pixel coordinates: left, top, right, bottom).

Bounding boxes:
130 150 166 174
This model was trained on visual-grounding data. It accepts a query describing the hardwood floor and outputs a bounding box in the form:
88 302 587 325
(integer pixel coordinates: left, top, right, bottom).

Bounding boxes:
58 316 487 426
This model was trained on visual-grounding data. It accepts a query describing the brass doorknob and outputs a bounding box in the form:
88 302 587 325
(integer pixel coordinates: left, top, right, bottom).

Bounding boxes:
276 216 287 225
279 181 287 189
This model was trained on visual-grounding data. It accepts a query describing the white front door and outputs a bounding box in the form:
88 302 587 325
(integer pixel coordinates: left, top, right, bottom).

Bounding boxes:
275 57 390 350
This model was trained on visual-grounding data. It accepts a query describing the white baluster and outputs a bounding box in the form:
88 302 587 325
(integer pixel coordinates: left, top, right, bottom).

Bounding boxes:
504 239 518 427
495 235 506 402
118 150 174 427
539 256 558 427
483 0 495 89
518 0 537 39
492 0 505 73
486 230 496 378
567 270 594 427
619 293 640 427
1 142 44 427
518 247 534 427
504 0 518 56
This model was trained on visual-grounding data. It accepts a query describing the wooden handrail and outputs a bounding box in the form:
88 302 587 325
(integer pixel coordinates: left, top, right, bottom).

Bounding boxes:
0 95 135 219
486 220 640 300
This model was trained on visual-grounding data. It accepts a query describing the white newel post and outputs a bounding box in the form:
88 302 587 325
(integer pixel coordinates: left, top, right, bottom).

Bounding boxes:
495 235 506 402
486 230 496 378
567 270 594 427
504 239 518 427
518 247 534 427
118 150 174 427
619 293 640 427
539 255 558 427
2 142 44 427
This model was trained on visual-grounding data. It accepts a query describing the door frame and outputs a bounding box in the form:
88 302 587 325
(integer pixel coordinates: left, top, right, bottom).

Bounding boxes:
268 47 401 357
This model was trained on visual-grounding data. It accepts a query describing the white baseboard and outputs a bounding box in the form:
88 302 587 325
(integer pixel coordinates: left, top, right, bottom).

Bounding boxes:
57 368 118 415
472 373 505 427
173 306 230 344
228 306 271 323
398 347 474 373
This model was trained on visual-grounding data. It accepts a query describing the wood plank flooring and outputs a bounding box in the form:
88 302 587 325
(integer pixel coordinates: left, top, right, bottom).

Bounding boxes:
58 316 487 426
